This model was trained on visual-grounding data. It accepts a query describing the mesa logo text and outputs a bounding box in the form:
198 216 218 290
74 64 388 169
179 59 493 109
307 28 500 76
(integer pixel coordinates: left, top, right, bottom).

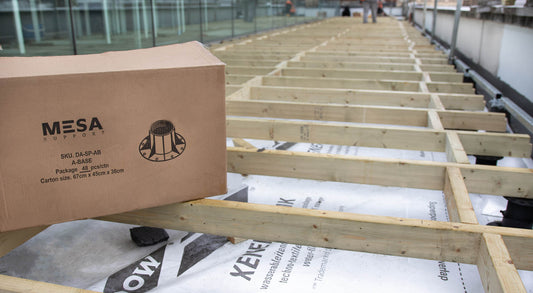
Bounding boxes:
42 117 104 141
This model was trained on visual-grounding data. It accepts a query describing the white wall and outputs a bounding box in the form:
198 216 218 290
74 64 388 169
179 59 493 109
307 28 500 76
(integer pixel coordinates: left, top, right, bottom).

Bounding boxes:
498 24 533 101
414 9 533 101
479 21 503 76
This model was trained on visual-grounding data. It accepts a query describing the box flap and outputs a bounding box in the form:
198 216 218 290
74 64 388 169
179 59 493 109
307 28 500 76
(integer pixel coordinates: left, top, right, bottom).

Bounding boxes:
0 41 225 79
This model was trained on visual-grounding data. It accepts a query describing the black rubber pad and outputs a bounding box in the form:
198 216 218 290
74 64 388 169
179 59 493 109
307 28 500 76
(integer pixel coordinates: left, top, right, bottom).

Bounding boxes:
130 226 169 247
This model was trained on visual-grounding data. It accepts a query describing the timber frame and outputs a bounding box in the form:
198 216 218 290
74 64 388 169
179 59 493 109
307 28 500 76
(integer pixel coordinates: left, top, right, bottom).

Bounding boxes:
1 17 532 293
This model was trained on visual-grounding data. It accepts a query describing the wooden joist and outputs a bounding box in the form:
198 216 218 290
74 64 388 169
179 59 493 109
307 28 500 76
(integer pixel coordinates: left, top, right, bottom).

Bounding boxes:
279 67 466 82
226 100 506 131
248 85 485 110
226 118 531 157
260 76 475 94
98 197 533 271
287 60 417 71
225 147 532 198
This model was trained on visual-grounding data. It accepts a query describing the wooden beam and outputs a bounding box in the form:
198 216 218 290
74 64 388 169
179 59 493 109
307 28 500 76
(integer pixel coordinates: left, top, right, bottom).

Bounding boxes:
287 61 416 71
216 54 289 61
226 117 532 158
281 68 424 82
225 85 241 96
502 233 533 271
227 100 506 132
317 46 412 53
416 52 447 58
227 100 428 127
226 147 533 198
426 82 476 94
443 167 478 224
301 55 416 64
227 117 444 152
231 138 257 149
250 86 486 111
222 59 280 67
458 130 532 158
427 110 444 129
440 110 507 132
477 233 527 293
250 86 432 108
227 47 302 53
420 64 456 72
428 94 445 110
98 198 533 269
226 75 256 85
0 275 100 293
0 226 47 258
428 72 464 83
307 50 412 58
215 51 295 58
98 198 481 265
445 132 470 164
262 76 421 92
226 66 275 76
420 58 449 65
439 94 485 111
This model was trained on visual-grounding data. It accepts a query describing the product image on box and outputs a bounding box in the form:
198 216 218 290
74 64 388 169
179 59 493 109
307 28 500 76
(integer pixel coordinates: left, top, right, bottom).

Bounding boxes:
139 120 187 162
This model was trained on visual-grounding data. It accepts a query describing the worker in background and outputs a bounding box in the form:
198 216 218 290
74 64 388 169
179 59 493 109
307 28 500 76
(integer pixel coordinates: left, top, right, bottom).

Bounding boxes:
285 0 295 16
342 6 351 17
377 0 386 16
361 0 378 23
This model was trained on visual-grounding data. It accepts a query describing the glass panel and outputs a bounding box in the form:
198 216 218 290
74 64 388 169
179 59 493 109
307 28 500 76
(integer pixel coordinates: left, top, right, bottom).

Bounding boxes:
233 0 255 37
74 0 154 55
153 0 201 46
0 0 74 56
256 0 272 32
0 0 332 57
270 0 280 29
203 0 234 43
298 0 322 24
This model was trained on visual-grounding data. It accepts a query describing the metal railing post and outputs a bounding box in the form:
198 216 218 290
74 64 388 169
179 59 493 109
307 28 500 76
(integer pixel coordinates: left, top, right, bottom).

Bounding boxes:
448 0 463 64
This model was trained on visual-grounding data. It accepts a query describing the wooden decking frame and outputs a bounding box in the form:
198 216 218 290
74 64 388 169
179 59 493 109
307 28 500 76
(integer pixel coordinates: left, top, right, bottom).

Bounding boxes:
1 17 531 293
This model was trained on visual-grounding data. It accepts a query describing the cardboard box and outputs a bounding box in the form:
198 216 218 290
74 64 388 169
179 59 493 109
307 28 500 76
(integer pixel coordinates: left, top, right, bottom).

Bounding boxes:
0 42 227 232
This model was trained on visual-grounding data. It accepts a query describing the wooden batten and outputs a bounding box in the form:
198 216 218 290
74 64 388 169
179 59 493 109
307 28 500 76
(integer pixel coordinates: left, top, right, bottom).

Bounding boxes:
443 167 478 224
262 76 421 92
226 66 276 76
426 82 476 94
287 60 417 71
439 93 486 111
226 147 533 197
250 86 433 108
222 59 280 67
226 117 530 158
419 64 457 72
227 100 506 131
300 54 416 64
225 85 242 96
307 50 412 58
477 233 527 293
281 67 425 81
100 198 481 264
98 199 533 272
